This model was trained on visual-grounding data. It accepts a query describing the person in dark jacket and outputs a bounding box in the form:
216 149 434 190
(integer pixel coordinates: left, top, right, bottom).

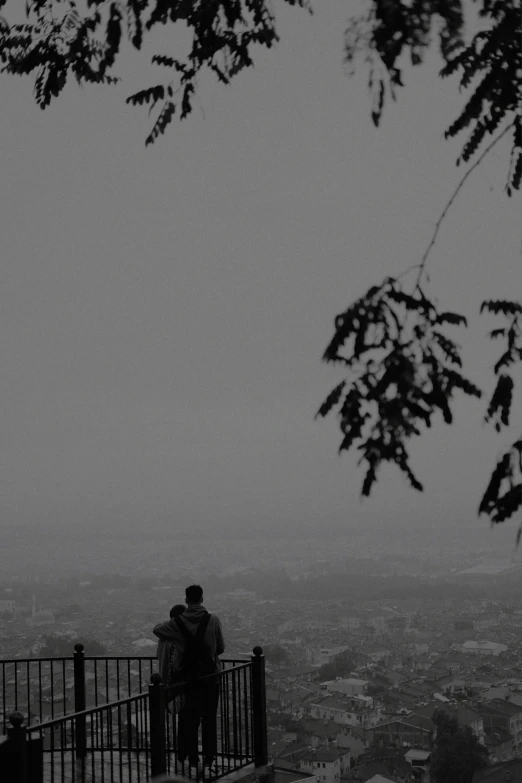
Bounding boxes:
156 603 186 686
153 584 225 769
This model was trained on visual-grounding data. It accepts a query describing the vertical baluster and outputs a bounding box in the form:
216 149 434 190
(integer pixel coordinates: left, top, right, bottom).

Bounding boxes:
126 701 133 777
62 659 66 718
50 660 55 722
136 697 142 783
117 704 124 783
74 643 86 762
232 668 238 766
25 661 30 727
71 715 76 783
1 663 5 733
60 719 65 783
243 665 250 760
14 661 18 713
140 696 150 780
94 659 98 707
251 647 268 768
237 668 243 763
90 707 95 770
37 660 42 725
50 712 55 781
224 669 231 770
149 673 166 778
108 702 114 782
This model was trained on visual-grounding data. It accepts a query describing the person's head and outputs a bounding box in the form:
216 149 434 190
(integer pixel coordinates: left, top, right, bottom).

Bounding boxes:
185 584 203 606
169 604 186 619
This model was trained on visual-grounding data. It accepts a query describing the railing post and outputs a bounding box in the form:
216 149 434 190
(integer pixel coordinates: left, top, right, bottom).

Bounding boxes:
73 642 86 760
251 647 268 767
3 711 29 783
149 672 166 777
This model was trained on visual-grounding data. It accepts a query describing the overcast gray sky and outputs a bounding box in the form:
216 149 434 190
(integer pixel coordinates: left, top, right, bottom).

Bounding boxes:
0 2 520 544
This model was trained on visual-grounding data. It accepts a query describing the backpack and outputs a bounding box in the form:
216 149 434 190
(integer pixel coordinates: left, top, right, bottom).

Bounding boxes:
173 612 216 683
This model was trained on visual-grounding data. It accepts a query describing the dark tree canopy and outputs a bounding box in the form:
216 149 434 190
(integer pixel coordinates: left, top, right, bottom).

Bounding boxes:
430 709 488 783
314 648 359 682
35 634 107 657
263 644 290 664
0 1 520 529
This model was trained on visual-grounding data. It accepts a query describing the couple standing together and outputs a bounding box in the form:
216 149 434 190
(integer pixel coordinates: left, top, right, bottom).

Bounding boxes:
153 584 225 771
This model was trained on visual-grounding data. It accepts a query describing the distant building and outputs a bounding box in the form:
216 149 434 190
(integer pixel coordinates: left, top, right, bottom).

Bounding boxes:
29 611 56 625
132 639 156 650
0 599 15 619
26 596 55 625
461 640 508 656
298 748 350 783
327 679 369 698
483 728 514 763
274 768 317 783
454 619 474 631
369 715 433 750
404 748 431 773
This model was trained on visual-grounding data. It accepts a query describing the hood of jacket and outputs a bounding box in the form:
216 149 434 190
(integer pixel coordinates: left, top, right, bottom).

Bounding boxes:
178 604 210 630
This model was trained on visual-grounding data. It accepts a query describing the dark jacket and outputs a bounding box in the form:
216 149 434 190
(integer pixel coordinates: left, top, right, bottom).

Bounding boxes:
153 605 225 672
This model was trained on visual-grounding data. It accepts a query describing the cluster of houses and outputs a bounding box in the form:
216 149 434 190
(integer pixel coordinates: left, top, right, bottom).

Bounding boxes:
263 661 522 782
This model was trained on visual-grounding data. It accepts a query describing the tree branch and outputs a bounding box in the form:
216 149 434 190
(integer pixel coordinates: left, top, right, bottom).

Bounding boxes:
414 120 516 291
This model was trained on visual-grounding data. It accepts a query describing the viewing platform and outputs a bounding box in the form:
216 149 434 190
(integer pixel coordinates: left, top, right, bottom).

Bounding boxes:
0 644 269 783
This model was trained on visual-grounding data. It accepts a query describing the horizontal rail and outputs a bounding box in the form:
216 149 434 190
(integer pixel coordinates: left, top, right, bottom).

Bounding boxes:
26 692 149 733
0 656 251 665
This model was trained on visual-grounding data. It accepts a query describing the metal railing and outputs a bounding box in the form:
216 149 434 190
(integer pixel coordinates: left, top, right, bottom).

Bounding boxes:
1 646 252 732
1 647 162 732
1 645 268 783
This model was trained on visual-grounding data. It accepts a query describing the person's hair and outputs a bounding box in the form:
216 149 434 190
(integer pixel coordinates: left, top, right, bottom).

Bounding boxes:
185 584 203 604
169 604 186 619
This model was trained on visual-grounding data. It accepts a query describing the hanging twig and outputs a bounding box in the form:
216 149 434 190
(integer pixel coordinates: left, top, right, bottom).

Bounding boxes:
413 120 516 291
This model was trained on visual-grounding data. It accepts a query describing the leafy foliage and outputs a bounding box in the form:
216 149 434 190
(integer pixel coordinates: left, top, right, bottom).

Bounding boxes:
344 0 522 194
316 277 481 496
430 709 488 783
318 289 522 529
441 2 521 195
478 299 522 528
0 0 312 145
0 0 520 178
344 0 467 126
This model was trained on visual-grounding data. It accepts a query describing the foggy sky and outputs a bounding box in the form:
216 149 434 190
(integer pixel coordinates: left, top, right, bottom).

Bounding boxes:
0 2 520 542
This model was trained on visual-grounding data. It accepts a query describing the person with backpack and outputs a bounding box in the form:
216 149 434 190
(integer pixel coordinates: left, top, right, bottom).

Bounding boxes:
152 584 225 770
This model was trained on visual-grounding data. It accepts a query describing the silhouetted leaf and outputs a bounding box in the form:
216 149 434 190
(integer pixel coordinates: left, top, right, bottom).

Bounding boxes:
145 100 175 146
481 300 522 315
485 374 514 427
315 381 346 420
433 331 462 366
436 311 467 327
